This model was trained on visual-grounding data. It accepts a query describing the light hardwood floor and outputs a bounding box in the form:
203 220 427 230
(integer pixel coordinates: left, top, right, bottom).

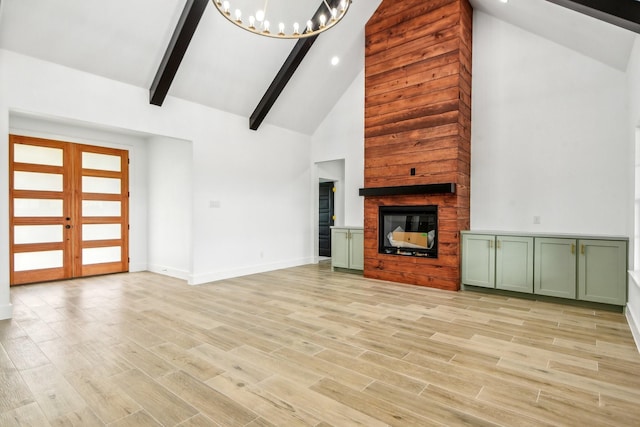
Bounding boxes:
1 261 639 426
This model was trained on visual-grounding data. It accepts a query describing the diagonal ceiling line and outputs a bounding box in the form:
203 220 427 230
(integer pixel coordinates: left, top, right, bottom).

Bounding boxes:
249 0 343 131
150 0 209 106
545 0 640 34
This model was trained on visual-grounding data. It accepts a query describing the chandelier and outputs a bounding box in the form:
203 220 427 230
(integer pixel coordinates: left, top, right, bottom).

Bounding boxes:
212 0 352 39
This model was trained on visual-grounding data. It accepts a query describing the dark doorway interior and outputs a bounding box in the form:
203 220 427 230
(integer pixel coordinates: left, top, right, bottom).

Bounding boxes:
319 182 335 257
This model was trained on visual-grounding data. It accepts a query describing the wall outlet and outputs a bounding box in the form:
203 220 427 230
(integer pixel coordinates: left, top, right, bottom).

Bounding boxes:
533 215 541 224
209 200 221 208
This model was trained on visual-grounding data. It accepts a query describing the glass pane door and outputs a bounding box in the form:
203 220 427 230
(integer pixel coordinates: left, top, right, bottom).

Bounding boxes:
74 144 129 277
9 135 129 285
10 136 72 285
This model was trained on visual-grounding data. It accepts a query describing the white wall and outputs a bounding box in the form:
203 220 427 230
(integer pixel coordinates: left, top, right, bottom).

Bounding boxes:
147 136 192 280
0 48 314 318
311 67 365 228
471 12 629 236
0 53 9 319
626 36 640 350
189 118 313 284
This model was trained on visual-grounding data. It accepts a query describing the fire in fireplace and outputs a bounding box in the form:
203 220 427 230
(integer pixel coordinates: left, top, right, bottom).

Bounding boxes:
379 205 438 258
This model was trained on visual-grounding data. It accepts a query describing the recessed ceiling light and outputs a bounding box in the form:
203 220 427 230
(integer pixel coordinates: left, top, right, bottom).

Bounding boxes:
331 56 340 66
500 0 509 3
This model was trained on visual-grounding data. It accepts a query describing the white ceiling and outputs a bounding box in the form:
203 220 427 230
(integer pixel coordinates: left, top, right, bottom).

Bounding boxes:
0 0 636 135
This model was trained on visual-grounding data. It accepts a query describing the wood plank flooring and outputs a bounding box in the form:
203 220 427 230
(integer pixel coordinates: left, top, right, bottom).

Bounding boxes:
1 261 639 426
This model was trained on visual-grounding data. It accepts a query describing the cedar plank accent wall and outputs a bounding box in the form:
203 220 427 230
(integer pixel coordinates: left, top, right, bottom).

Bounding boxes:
363 0 472 291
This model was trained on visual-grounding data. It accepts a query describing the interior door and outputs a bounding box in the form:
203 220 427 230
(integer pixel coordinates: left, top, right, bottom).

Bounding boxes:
9 135 129 285
318 182 335 257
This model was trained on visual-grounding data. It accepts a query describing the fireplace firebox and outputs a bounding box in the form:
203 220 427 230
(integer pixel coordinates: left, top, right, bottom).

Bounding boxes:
379 205 438 258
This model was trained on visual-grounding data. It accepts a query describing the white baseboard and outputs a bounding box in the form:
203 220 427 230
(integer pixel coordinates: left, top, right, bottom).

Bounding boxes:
0 303 13 320
147 264 190 281
626 307 640 354
627 271 640 354
189 257 315 285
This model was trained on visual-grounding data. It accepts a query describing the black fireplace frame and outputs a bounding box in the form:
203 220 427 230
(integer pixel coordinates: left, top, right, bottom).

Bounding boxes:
378 205 438 258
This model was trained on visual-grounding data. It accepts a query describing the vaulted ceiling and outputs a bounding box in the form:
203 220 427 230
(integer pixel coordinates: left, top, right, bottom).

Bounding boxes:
0 0 637 135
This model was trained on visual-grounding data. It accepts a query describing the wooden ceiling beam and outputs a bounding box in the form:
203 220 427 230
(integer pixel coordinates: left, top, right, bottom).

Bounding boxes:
249 0 342 131
545 0 640 34
150 0 209 106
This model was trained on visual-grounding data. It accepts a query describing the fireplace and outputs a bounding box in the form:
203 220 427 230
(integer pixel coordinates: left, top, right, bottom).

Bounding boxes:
363 0 471 291
364 193 463 290
379 205 438 258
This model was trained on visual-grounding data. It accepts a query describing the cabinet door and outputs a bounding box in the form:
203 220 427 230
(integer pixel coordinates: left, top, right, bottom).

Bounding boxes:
496 236 533 293
578 240 627 305
349 229 364 271
534 238 576 299
331 228 350 269
461 234 495 288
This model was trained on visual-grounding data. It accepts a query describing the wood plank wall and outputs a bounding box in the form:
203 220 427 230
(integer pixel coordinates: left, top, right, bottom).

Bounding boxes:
363 0 472 291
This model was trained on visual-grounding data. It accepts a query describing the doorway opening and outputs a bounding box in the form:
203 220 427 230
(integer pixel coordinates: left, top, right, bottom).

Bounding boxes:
9 135 129 285
319 181 335 257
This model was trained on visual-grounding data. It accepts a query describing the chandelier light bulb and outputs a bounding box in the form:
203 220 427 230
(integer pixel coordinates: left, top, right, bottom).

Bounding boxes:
213 0 351 39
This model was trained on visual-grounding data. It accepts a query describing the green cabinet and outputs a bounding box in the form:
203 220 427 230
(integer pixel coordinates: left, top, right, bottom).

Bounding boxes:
461 232 628 306
461 234 495 288
534 238 577 299
578 239 627 305
462 234 533 292
348 229 364 270
331 228 350 269
496 236 534 293
331 227 363 271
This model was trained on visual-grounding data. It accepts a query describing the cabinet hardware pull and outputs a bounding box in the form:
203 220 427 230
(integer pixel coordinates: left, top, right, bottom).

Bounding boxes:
497 240 501 249
581 244 585 255
571 243 575 254
489 240 493 248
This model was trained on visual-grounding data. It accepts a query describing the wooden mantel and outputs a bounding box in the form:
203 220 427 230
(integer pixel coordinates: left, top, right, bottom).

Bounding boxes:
359 183 456 197
363 0 472 291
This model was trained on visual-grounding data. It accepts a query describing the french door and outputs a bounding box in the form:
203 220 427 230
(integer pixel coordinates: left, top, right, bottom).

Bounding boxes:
9 135 129 285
